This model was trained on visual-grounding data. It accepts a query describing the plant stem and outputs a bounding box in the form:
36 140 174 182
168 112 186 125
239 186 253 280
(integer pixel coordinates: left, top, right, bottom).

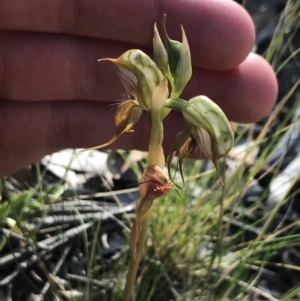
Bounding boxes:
122 210 151 301
148 118 164 167
122 110 164 301
164 98 187 113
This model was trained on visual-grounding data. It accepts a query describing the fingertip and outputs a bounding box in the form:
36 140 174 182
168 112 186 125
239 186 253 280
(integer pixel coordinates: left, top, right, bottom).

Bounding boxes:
232 53 278 122
161 0 255 70
185 53 278 123
195 0 255 70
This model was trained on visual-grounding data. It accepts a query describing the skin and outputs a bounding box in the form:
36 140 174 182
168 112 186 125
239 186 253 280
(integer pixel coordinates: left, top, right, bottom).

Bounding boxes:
0 0 278 177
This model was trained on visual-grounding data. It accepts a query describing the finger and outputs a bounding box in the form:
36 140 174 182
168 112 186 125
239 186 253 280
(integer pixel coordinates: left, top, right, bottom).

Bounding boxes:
0 32 277 118
0 86 275 177
0 101 131 176
0 0 254 70
185 53 278 123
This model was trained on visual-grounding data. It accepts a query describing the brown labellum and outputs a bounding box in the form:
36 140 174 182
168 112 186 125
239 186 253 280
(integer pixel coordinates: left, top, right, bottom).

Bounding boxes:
138 165 172 212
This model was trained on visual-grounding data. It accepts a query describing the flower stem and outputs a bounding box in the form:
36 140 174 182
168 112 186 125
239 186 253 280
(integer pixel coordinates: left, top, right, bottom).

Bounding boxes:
122 111 164 301
148 113 164 167
122 210 151 301
164 98 187 113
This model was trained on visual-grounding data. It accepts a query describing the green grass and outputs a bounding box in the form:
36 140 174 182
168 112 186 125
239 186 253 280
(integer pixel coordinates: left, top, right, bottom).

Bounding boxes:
1 1 300 300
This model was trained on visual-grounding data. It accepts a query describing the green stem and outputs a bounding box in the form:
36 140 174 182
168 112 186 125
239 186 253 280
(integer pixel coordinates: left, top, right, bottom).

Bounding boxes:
122 110 164 301
122 210 151 301
164 98 187 113
148 112 164 167
161 97 186 120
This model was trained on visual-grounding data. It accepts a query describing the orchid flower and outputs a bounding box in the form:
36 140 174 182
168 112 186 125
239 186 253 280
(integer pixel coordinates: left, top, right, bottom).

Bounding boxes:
84 16 234 301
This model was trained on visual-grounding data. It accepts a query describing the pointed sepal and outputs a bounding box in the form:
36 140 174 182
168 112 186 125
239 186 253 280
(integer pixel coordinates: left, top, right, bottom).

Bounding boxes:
162 15 192 97
153 23 169 74
83 100 142 151
167 127 197 184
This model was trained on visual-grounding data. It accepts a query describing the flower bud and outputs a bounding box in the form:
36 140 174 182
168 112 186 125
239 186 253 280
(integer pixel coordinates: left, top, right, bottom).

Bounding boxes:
153 23 169 74
162 16 192 98
99 50 163 111
139 165 172 205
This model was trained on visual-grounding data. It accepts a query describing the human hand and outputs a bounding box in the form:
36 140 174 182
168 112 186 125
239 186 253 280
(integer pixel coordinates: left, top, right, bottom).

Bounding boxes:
0 0 277 177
